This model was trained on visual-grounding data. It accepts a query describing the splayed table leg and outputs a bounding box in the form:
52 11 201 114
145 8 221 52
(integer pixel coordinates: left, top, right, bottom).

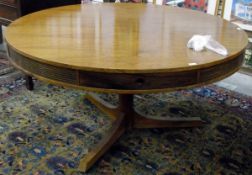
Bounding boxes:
78 93 204 172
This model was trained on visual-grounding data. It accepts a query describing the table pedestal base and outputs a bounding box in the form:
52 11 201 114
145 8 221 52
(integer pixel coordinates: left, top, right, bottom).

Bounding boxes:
78 93 204 172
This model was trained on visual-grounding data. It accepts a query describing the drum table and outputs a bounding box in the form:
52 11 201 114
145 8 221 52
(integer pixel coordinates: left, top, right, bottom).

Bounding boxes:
5 4 248 172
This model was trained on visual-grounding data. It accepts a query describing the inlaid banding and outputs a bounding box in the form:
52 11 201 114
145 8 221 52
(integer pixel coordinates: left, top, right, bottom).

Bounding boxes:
8 48 78 84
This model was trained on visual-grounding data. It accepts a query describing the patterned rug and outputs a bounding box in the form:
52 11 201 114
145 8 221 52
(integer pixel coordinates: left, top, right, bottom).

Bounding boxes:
0 78 251 175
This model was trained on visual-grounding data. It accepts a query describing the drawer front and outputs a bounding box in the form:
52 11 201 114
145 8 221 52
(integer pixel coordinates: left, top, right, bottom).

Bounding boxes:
0 0 17 6
0 5 18 21
0 17 11 25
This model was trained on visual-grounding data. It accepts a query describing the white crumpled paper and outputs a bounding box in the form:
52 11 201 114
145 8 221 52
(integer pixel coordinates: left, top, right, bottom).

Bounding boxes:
187 35 228 56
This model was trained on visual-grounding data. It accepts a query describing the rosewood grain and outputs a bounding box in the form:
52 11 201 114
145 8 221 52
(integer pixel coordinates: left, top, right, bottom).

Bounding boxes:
1 0 16 6
0 5 18 21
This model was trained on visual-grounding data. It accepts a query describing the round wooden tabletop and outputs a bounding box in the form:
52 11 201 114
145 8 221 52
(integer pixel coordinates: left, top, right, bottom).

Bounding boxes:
5 3 248 93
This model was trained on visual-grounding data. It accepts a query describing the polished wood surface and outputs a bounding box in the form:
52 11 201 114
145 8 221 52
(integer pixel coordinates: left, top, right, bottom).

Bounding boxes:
0 0 81 43
0 4 19 21
5 3 247 73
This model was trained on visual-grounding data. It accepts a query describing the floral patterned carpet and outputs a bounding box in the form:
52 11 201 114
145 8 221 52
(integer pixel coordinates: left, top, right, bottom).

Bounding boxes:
0 78 251 175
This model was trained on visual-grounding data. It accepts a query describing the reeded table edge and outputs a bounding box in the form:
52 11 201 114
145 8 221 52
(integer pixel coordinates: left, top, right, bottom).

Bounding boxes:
7 45 245 94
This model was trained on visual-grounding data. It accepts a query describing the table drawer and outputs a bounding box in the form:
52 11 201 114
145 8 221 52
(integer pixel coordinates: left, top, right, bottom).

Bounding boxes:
0 0 17 6
0 17 11 25
0 5 18 21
